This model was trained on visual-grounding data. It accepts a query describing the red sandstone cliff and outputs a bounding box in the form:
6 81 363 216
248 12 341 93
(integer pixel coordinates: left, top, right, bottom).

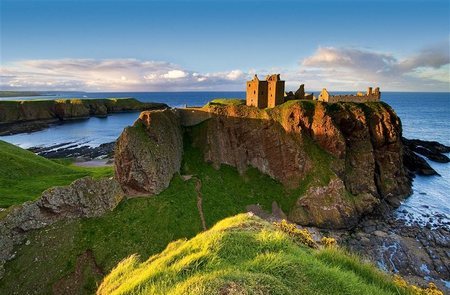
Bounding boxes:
183 101 411 228
114 101 411 228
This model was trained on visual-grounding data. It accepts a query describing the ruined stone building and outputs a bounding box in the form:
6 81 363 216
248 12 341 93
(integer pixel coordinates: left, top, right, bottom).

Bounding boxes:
318 87 381 103
246 74 285 108
246 73 381 108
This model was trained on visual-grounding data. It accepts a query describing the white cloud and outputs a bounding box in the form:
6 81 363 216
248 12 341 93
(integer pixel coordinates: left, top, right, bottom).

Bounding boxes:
0 59 248 91
1 41 449 92
162 70 188 79
297 41 450 91
226 70 244 80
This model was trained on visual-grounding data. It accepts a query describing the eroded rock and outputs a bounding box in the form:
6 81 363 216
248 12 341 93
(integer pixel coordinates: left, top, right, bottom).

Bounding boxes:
114 109 183 196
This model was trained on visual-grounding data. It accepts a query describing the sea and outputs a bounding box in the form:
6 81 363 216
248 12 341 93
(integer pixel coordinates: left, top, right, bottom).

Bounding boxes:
1 91 449 227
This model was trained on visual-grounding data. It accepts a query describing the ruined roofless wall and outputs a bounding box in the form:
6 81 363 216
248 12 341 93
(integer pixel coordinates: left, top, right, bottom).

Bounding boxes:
326 94 380 103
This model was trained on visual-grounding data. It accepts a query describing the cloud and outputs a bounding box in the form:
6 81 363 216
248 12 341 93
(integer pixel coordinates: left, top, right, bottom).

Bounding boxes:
303 47 396 73
0 59 247 91
298 41 449 91
162 70 188 79
1 41 449 92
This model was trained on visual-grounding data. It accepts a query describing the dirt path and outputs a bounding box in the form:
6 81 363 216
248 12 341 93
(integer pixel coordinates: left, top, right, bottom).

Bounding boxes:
194 177 207 231
52 249 104 295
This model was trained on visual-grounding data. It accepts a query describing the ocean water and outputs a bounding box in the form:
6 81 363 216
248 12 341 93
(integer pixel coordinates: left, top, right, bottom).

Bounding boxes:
1 91 449 226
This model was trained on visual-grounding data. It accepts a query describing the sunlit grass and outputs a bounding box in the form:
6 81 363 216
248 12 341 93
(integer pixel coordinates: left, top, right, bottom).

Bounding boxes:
98 214 409 295
0 140 113 208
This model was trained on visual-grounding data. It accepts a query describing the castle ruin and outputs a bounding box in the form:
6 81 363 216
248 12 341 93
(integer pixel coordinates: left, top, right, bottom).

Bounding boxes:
246 74 381 108
246 74 285 108
317 87 381 103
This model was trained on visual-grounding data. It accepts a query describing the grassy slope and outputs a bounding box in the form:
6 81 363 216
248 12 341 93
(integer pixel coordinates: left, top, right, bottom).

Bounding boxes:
0 135 304 294
0 140 113 207
205 98 245 107
97 214 406 295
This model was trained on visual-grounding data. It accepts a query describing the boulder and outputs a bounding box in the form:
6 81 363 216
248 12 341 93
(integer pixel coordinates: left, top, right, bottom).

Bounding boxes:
0 177 124 279
114 109 183 196
289 178 379 228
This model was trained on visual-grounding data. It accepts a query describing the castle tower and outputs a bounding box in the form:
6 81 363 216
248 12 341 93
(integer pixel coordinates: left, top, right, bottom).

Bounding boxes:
266 74 285 108
373 87 380 99
318 88 330 102
246 75 268 108
367 87 373 96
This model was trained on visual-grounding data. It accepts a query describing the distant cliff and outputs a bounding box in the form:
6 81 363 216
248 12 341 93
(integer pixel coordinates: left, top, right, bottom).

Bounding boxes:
0 98 168 135
115 100 412 229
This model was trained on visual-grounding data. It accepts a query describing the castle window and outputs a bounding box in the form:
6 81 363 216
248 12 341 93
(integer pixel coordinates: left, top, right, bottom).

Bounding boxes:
254 91 256 94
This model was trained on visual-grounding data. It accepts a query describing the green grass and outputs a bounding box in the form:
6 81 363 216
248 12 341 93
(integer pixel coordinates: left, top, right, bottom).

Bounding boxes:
0 140 113 208
97 214 407 295
204 98 245 107
0 135 304 294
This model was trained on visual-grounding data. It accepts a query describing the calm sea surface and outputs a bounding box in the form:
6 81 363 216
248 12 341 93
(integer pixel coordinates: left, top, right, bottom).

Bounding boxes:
1 91 449 226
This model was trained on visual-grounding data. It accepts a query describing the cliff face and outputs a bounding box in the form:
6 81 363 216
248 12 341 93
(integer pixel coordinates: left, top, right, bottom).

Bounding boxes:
0 98 167 135
182 101 411 228
114 101 411 229
114 109 183 196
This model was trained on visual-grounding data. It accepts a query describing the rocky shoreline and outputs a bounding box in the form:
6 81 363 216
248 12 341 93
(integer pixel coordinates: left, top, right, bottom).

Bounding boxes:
29 141 116 160
342 211 450 292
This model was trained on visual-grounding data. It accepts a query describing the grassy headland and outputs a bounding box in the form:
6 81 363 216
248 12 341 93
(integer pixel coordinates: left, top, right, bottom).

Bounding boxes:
0 140 113 208
0 91 42 98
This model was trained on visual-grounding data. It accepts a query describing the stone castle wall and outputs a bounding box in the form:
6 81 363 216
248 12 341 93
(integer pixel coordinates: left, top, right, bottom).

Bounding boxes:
325 94 380 103
318 87 381 103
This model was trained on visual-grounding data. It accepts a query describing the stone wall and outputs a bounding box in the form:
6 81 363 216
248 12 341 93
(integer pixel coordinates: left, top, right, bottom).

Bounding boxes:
318 88 381 103
326 94 380 103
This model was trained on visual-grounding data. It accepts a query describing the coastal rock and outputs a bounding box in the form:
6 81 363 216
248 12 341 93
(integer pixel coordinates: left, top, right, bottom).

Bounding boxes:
0 177 124 279
0 98 168 135
402 137 450 164
29 141 116 159
342 216 450 292
289 178 379 228
114 109 183 196
402 145 438 176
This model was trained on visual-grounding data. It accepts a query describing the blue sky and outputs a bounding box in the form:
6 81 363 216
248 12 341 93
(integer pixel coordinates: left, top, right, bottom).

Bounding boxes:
1 0 449 91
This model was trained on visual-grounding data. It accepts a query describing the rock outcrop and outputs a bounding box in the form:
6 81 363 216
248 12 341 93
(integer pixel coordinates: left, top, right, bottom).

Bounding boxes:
402 138 450 163
180 101 411 228
0 98 168 135
115 109 183 196
0 177 124 279
115 101 411 228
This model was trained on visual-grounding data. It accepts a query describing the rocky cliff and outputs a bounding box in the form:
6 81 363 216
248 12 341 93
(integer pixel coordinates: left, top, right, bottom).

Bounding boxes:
115 109 183 196
0 98 167 135
114 100 412 229
184 101 411 228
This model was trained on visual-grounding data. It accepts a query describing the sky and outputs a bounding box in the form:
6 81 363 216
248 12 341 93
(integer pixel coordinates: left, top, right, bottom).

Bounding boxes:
0 0 449 92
